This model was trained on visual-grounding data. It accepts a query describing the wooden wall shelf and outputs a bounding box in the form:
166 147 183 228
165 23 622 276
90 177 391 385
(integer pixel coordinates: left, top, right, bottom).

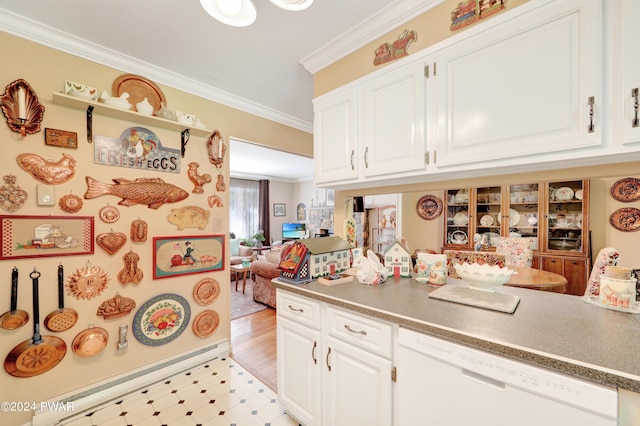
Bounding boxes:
52 92 213 138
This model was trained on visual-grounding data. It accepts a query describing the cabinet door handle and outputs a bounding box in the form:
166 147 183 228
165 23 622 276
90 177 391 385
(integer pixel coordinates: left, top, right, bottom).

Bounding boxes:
350 149 355 170
588 96 595 133
312 340 317 365
287 304 304 313
344 324 367 336
364 146 369 168
326 347 332 371
633 88 639 128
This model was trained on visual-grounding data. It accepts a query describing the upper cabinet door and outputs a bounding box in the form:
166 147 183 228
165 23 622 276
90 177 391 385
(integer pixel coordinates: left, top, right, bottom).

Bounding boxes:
620 0 640 145
433 0 603 168
360 61 426 178
314 89 359 184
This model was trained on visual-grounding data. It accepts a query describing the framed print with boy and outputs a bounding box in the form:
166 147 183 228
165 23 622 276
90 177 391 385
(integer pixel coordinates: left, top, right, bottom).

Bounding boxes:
153 235 224 279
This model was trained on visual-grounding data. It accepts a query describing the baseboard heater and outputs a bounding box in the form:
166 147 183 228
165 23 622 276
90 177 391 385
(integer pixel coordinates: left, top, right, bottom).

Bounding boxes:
31 338 230 426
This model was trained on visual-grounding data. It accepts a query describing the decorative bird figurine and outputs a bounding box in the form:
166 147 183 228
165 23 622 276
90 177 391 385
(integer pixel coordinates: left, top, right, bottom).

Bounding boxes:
187 162 212 193
16 152 77 184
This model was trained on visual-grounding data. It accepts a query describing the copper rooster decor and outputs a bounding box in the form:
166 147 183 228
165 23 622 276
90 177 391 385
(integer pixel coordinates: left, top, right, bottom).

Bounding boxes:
17 153 77 184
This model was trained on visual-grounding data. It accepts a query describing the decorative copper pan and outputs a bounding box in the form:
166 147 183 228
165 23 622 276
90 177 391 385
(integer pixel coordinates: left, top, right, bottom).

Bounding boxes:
112 74 166 114
5 269 66 377
192 310 219 338
72 326 108 357
44 264 78 332
193 278 220 306
0 267 28 330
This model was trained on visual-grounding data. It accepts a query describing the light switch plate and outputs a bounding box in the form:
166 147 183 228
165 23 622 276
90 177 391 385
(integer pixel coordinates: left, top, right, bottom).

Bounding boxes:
37 184 55 206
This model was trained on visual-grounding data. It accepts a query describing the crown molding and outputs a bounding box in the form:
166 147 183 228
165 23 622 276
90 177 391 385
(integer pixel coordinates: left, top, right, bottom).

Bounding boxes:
300 0 446 74
0 9 313 134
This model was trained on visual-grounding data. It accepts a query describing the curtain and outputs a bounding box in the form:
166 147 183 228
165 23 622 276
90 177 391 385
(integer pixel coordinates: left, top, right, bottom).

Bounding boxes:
259 179 270 243
229 178 259 240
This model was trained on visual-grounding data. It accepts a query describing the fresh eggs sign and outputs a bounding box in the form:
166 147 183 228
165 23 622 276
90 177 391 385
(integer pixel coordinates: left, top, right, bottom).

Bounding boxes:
94 127 180 173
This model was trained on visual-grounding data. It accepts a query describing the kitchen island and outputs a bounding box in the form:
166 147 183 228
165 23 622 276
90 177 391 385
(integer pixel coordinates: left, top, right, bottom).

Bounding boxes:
273 276 640 424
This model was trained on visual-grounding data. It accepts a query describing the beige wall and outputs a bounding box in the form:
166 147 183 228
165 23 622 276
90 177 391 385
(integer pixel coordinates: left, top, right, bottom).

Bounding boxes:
0 31 310 425
333 161 640 271
314 0 529 97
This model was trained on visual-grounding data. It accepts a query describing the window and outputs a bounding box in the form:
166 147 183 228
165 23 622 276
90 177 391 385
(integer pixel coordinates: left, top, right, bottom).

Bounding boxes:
229 178 259 239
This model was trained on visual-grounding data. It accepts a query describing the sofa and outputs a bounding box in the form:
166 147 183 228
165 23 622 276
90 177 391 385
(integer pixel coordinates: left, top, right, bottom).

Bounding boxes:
249 249 282 309
230 238 256 265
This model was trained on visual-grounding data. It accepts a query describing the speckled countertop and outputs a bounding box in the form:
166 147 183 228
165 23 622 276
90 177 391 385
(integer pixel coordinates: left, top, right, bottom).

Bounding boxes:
272 277 640 393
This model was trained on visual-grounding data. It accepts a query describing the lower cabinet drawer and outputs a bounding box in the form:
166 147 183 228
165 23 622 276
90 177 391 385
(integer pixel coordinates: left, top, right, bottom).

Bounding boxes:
276 290 321 329
324 305 392 358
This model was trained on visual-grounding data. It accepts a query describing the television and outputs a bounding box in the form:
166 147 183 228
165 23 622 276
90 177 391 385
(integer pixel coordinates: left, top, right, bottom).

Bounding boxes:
282 222 306 240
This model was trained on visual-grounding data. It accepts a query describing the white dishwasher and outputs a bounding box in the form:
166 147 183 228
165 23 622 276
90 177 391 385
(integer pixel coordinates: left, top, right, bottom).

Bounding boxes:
397 327 617 426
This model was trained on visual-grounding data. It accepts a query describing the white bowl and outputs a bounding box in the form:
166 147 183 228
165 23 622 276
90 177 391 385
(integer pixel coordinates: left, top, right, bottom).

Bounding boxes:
454 262 516 291
103 98 131 110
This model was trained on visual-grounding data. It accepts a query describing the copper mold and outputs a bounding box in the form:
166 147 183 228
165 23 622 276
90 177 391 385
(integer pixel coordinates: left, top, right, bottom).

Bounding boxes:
97 292 136 320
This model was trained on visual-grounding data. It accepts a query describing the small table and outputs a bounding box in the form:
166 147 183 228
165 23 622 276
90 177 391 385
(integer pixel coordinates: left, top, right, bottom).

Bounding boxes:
506 266 568 293
230 263 251 294
254 246 271 255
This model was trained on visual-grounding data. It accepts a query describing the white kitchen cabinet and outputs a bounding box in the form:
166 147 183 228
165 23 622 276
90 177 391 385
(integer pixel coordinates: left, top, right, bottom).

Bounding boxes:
314 90 359 184
313 60 428 186
276 291 322 426
431 0 602 168
276 289 394 426
617 0 640 146
360 61 427 179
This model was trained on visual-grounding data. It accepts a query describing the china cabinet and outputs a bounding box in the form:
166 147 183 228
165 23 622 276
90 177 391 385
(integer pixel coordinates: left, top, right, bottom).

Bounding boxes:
443 180 589 295
276 290 393 426
432 0 602 168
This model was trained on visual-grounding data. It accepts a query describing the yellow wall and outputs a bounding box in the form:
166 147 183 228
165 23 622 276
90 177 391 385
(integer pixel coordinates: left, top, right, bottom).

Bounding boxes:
0 31 310 425
314 0 529 97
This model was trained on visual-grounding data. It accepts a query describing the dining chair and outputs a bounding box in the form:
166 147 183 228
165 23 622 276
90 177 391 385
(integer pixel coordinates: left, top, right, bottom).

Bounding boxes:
584 247 620 297
444 250 506 279
495 237 534 267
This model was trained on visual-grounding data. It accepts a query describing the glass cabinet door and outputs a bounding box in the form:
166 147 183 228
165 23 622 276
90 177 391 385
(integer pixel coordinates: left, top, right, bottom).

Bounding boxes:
444 188 471 248
507 183 540 250
475 186 502 249
546 180 586 253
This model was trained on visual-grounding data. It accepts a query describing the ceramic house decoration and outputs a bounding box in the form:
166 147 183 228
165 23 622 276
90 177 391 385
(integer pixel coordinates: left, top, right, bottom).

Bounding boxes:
278 236 353 284
383 240 412 278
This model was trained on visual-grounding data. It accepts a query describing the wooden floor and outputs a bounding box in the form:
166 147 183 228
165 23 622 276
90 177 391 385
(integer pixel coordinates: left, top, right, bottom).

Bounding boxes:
230 298 278 392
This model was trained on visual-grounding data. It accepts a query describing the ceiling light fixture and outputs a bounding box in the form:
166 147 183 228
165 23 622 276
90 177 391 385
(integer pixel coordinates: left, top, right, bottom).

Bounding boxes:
269 0 314 11
199 0 257 27
200 0 313 27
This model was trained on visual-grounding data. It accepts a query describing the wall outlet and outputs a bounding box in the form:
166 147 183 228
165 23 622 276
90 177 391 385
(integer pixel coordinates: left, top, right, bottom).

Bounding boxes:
37 184 55 206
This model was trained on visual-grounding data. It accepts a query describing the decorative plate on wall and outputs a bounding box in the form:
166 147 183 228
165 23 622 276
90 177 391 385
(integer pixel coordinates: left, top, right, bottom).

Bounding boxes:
609 207 640 232
610 177 640 202
193 278 220 306
133 293 191 346
192 309 219 338
416 195 443 220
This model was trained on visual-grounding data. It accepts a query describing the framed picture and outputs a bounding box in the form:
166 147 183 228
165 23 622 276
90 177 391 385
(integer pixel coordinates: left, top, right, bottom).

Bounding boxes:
153 235 224 279
45 128 78 149
326 189 335 207
0 215 94 260
296 203 306 220
274 203 286 217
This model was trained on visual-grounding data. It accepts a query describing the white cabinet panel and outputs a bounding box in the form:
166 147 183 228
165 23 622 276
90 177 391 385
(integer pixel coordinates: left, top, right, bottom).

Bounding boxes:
277 316 322 426
619 0 640 146
323 335 392 426
314 90 358 184
361 61 426 178
433 0 602 167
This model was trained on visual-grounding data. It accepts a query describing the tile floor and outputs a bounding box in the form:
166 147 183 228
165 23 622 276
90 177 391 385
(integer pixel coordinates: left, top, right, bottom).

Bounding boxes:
60 357 298 426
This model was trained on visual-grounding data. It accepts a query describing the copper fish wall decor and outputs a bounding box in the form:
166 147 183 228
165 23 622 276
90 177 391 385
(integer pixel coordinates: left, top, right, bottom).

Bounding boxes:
84 176 189 209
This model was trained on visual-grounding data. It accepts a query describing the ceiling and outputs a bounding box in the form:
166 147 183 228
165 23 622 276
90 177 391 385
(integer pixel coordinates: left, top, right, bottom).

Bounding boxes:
0 0 434 180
